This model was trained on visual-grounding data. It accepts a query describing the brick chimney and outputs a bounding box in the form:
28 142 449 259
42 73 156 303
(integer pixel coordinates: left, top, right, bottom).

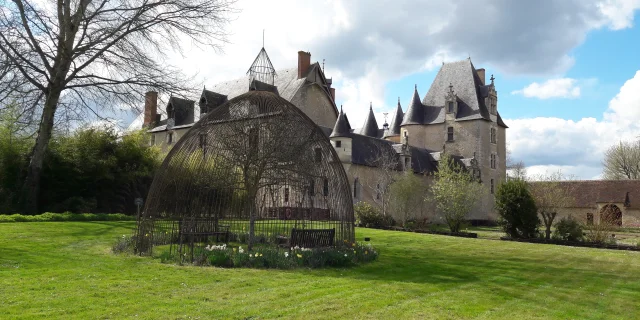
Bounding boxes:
297 51 311 79
143 91 158 128
329 87 336 102
476 68 486 85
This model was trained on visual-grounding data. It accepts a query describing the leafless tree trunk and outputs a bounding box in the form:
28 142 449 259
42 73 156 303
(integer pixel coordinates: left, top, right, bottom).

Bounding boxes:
602 140 640 180
0 0 235 213
365 143 400 216
528 171 575 240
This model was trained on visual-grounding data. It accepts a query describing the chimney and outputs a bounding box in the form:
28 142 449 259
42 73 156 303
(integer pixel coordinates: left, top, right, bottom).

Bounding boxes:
143 91 158 127
298 51 311 79
329 88 336 102
476 68 486 85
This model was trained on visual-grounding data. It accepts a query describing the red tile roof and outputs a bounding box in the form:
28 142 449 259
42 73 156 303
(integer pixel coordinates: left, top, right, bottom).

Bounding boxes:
530 180 640 208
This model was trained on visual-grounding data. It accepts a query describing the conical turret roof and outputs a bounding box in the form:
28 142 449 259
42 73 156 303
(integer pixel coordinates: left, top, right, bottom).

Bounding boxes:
246 47 276 85
384 98 404 137
401 85 423 125
358 103 379 137
330 106 352 138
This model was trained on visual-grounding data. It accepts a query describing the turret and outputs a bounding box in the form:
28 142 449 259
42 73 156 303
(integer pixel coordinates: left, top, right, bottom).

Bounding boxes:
358 102 379 137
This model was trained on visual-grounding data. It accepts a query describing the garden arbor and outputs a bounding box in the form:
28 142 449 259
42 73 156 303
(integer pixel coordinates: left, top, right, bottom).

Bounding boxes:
135 90 354 258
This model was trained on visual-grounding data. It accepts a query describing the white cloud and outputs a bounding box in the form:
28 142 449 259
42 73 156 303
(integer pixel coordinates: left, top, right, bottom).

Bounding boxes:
598 0 640 30
508 70 640 179
512 78 581 99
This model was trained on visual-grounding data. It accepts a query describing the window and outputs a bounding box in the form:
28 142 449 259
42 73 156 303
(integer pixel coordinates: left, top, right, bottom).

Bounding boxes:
353 178 359 199
284 187 289 203
323 179 329 196
335 140 342 148
447 127 454 141
491 154 496 169
150 134 156 146
490 128 496 144
167 104 174 119
248 127 258 149
308 180 315 196
376 183 381 200
314 148 322 162
404 130 408 137
448 101 454 113
586 213 594 225
490 179 494 194
167 132 174 144
199 133 207 149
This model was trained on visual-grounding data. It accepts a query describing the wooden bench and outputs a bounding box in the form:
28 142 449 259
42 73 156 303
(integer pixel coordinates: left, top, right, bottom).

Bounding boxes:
179 218 230 244
289 228 335 248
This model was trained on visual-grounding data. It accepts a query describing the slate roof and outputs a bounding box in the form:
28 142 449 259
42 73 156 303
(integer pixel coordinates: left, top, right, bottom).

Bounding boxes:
383 99 404 137
423 59 491 123
168 96 195 126
358 104 379 137
532 180 640 209
330 107 352 138
401 85 423 125
200 89 228 114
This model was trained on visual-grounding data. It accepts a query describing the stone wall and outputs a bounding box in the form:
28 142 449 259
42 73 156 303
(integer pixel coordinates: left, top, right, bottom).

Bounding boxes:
290 83 338 128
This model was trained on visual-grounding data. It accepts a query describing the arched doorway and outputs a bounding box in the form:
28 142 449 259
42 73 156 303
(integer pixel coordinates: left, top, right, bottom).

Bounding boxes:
600 204 622 227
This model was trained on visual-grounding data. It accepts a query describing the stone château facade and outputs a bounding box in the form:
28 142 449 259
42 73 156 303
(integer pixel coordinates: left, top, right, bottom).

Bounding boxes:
129 48 508 223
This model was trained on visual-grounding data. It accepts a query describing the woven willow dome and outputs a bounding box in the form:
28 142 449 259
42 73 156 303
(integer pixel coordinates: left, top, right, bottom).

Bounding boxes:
136 90 354 258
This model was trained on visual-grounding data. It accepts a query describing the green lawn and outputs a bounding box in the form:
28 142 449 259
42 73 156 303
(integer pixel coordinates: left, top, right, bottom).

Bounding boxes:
1 222 639 319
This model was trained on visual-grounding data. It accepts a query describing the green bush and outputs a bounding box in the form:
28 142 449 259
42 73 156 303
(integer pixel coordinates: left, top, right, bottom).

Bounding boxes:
354 202 394 228
495 179 540 239
0 212 134 223
112 235 136 254
553 216 584 242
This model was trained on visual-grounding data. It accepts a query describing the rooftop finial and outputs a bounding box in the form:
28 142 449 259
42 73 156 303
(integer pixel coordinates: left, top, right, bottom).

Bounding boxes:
340 104 343 112
414 84 417 90
262 29 264 48
490 74 495 84
370 101 372 110
322 59 325 73
398 97 400 104
449 82 454 93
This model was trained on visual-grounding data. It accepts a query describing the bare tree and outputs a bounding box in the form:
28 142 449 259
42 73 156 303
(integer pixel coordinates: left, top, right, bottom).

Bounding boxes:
0 0 235 213
365 143 400 217
507 160 527 181
603 140 640 180
528 171 575 240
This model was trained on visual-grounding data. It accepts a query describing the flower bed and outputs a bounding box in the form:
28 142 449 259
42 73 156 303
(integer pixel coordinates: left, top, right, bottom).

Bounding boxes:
114 235 379 269
499 237 640 251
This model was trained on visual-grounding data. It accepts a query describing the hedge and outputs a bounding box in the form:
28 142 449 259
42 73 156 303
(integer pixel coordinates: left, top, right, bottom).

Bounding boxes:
0 212 135 223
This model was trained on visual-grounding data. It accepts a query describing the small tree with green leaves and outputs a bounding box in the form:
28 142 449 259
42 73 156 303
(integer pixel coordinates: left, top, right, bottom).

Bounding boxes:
495 179 539 239
388 172 426 226
430 154 485 233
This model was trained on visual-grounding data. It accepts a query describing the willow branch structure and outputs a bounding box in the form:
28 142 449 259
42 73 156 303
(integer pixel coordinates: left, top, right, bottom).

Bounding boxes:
135 90 355 259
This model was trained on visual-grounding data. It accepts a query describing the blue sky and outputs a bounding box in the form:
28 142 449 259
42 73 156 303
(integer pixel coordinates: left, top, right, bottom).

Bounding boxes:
121 0 640 180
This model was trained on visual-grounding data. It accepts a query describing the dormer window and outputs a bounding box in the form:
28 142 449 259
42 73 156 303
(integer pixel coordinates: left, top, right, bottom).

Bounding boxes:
447 127 454 142
448 101 454 113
